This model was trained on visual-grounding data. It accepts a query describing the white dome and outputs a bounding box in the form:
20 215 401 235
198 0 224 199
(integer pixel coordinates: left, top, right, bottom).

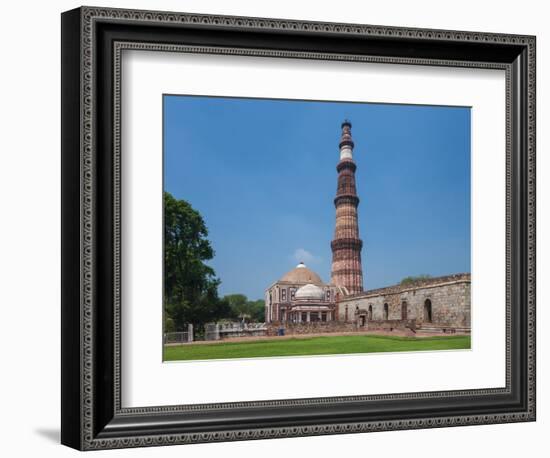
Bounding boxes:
295 283 325 301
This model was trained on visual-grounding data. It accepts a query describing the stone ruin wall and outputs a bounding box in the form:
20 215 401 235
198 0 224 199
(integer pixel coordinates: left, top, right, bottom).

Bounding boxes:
337 274 471 330
266 321 358 336
266 319 417 336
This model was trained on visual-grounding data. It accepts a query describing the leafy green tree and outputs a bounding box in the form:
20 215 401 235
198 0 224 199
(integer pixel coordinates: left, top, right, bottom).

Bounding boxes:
224 295 265 322
164 315 176 333
400 274 432 285
164 192 230 330
247 299 265 322
251 300 265 322
225 294 251 320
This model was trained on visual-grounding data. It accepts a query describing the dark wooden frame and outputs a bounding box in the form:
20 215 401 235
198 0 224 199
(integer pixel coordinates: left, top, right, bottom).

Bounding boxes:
61 6 536 450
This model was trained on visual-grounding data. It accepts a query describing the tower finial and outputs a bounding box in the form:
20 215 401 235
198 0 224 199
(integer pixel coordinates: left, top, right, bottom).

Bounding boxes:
339 119 354 159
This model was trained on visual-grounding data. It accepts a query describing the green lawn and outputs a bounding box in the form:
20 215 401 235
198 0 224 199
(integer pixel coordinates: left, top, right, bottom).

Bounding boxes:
163 334 470 361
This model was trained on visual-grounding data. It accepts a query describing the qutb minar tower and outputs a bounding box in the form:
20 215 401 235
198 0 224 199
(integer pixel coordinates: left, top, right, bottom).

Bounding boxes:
330 120 364 295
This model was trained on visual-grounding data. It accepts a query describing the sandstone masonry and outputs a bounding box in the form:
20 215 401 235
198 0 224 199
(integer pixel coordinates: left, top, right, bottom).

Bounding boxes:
337 273 471 332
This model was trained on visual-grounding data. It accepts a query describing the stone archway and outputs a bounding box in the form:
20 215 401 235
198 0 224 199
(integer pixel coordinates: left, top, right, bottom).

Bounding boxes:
401 301 408 320
424 299 432 323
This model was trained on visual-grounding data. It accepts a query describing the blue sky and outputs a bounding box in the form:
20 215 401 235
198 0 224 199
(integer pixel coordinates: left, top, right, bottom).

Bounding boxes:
164 95 471 300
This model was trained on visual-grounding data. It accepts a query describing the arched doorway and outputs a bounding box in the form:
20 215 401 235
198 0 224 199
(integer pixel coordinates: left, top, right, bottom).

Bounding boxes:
368 305 373 320
401 301 408 320
424 299 432 323
383 303 389 320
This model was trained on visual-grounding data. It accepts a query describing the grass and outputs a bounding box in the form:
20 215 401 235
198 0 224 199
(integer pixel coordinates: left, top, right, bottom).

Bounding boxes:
163 334 471 361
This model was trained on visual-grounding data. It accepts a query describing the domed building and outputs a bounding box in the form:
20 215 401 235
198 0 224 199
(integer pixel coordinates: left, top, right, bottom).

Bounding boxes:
264 262 339 323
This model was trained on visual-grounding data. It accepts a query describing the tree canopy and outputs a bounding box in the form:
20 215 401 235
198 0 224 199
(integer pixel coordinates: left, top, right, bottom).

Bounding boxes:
164 192 230 330
224 294 265 322
163 192 266 331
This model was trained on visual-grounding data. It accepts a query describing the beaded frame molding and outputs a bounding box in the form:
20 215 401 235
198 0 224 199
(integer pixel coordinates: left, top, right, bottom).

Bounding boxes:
61 6 536 451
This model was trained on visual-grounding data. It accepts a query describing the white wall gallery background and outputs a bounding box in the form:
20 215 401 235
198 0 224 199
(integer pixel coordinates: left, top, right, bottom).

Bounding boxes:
0 0 546 457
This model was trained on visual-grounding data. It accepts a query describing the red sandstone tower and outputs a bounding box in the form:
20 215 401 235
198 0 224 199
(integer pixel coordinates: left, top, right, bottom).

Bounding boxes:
330 120 364 295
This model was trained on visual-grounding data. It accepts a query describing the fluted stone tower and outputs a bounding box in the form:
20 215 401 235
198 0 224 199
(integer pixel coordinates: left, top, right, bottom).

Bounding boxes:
330 120 364 295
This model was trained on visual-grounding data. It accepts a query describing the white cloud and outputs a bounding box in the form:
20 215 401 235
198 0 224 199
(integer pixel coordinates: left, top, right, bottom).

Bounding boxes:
292 248 321 265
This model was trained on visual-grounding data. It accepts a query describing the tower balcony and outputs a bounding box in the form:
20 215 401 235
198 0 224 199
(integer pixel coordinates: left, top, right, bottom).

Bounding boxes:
334 194 360 207
336 159 357 173
331 237 363 251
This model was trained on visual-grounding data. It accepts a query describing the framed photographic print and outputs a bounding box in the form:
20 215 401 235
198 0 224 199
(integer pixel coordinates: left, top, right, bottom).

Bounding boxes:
61 6 536 450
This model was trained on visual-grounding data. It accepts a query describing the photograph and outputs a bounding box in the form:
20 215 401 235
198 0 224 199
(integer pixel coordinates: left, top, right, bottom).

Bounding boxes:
162 95 472 361
55 2 537 452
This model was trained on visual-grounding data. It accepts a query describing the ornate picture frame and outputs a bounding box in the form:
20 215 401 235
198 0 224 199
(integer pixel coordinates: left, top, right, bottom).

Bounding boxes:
61 6 536 450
